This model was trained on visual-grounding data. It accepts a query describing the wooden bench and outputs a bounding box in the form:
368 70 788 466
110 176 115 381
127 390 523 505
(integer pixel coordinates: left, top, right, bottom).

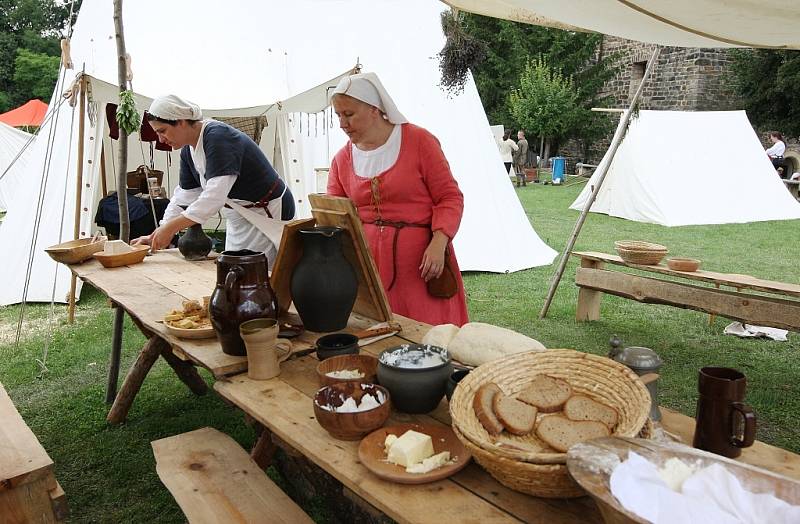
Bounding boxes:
151 427 313 524
0 383 67 523
572 251 800 331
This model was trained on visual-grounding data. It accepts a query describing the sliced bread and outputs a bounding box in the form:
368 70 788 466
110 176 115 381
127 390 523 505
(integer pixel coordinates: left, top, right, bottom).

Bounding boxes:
535 414 610 453
517 375 572 413
473 382 504 435
563 395 619 429
492 392 538 435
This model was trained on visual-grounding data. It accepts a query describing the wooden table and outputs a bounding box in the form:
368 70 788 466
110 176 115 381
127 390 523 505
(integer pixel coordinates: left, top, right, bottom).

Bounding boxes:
70 250 800 522
572 251 800 332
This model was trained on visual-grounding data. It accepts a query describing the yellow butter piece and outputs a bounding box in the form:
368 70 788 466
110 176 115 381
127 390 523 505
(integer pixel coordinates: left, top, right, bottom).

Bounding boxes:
386 430 434 468
406 451 451 474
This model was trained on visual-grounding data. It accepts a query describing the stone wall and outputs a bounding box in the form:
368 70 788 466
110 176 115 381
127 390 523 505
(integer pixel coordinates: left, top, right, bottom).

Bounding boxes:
560 36 740 169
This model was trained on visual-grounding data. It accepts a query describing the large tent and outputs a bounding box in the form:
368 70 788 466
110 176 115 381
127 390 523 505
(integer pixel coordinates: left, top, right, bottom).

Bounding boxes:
0 122 33 211
570 110 800 226
0 99 48 128
0 0 557 306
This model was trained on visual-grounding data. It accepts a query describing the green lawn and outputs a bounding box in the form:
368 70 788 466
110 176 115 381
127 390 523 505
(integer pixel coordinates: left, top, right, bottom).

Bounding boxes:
1 178 798 522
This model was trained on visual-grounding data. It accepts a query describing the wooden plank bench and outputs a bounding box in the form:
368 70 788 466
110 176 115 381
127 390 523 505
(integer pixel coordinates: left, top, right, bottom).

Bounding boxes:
151 427 313 524
572 251 800 331
0 383 68 523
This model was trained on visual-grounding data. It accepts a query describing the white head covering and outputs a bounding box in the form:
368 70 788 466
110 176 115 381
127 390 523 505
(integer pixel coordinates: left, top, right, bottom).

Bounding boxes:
148 94 203 121
331 72 408 124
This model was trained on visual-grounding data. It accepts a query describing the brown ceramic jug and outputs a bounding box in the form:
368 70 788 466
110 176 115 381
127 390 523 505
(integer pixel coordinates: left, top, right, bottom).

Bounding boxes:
209 250 278 356
693 367 756 458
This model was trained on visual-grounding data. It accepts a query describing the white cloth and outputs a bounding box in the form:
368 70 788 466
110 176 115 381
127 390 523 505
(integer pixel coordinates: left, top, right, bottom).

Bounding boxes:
352 124 402 178
497 138 518 162
766 141 786 158
331 72 408 124
148 94 202 121
723 322 788 341
611 451 800 524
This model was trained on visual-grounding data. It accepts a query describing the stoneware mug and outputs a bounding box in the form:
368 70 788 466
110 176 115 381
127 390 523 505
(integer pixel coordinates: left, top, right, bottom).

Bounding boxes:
693 366 756 458
240 318 292 380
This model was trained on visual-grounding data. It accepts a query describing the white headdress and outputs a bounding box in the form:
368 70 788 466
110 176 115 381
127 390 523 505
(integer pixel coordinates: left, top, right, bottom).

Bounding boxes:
332 72 407 124
148 94 202 121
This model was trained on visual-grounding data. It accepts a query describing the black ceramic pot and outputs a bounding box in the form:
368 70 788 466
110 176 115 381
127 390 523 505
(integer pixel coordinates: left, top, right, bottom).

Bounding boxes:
377 344 453 414
178 223 213 260
209 250 278 356
446 369 471 401
290 226 357 333
316 333 359 361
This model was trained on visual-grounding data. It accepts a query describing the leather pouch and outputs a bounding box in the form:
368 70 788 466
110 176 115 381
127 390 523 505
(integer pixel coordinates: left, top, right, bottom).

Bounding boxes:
426 248 458 298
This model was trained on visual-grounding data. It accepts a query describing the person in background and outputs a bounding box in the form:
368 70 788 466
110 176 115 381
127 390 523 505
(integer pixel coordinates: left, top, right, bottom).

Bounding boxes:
513 130 529 187
133 95 295 265
766 131 787 176
497 130 518 175
327 72 469 326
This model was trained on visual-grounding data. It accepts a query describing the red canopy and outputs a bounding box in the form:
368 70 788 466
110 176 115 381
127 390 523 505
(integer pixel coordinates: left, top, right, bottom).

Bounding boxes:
0 99 48 127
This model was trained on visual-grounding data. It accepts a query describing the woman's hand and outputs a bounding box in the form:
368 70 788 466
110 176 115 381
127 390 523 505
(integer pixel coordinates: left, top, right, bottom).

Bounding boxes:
420 230 449 282
132 215 195 252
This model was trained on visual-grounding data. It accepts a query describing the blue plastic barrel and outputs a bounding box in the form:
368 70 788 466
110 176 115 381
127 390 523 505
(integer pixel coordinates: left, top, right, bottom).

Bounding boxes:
552 157 566 184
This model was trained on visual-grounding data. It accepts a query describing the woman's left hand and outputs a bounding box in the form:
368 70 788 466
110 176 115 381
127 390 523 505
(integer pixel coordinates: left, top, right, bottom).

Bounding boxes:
420 230 449 282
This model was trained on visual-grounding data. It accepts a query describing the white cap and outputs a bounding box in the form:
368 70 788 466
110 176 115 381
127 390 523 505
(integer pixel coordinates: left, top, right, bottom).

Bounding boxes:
331 72 407 124
148 94 202 121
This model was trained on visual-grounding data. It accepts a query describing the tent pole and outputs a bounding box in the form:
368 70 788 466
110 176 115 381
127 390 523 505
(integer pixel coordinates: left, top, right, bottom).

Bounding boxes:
100 144 108 197
539 46 661 319
67 74 87 324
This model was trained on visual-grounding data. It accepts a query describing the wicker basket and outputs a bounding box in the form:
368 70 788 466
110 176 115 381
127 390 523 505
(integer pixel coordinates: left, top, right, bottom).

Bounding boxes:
449 350 651 465
614 240 668 265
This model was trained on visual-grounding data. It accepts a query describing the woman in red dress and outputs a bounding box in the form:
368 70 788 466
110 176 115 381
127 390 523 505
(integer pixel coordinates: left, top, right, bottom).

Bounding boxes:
327 72 469 326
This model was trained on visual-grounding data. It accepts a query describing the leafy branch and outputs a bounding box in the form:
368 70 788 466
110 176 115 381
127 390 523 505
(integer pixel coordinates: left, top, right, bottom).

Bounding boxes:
116 89 140 135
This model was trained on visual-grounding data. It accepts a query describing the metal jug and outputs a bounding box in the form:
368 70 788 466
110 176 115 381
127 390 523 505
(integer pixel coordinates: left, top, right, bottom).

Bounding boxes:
609 336 663 421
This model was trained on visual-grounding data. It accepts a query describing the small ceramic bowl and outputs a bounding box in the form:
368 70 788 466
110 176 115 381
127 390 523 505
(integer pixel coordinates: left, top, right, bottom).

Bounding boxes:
316 354 378 387
446 369 471 401
667 257 701 272
315 333 359 361
313 382 390 440
377 344 453 414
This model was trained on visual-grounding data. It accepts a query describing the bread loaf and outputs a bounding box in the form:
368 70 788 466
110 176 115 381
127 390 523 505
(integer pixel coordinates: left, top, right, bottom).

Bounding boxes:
492 393 537 435
563 395 619 429
517 375 572 413
535 415 610 453
472 383 504 435
423 322 546 367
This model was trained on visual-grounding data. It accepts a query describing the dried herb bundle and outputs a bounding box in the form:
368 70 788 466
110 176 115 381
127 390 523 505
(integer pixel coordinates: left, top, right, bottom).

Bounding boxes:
438 10 486 95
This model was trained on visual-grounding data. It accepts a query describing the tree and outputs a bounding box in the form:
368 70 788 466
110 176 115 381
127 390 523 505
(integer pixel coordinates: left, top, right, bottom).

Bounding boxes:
508 57 580 161
729 49 800 136
0 0 79 112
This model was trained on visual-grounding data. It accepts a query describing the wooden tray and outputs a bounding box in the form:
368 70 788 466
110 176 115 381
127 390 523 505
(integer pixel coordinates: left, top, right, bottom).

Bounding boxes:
566 437 800 524
45 237 107 264
93 245 149 268
358 423 471 484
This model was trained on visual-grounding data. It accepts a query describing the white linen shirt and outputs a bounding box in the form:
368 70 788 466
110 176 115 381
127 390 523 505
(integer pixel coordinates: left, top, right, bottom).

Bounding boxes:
766 141 786 158
352 124 402 178
497 138 518 162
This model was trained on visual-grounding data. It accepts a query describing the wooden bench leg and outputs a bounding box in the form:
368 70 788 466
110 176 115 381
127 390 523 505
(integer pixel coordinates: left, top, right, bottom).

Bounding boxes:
107 336 168 424
576 259 604 321
159 345 208 396
251 427 278 469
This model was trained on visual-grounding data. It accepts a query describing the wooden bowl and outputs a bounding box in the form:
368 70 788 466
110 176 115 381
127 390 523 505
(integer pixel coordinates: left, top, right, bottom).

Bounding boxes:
45 237 107 264
313 383 390 441
567 437 800 524
667 257 701 272
164 323 215 339
93 245 149 268
316 354 378 387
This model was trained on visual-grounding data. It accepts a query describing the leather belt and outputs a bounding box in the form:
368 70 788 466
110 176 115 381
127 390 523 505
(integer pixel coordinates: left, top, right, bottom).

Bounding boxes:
224 179 282 218
363 219 430 291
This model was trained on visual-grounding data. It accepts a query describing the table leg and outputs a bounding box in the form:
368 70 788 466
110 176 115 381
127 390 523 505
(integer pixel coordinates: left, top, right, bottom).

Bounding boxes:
106 336 168 424
105 307 125 404
159 345 208 396
251 426 278 469
576 259 604 321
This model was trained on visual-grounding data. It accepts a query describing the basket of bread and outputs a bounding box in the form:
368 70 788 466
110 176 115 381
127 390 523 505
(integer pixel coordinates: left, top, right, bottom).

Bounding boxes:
163 298 214 339
449 349 652 498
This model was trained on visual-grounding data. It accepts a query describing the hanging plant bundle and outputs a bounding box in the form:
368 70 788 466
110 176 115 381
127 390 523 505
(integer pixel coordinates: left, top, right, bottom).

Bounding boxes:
438 10 487 95
116 90 140 135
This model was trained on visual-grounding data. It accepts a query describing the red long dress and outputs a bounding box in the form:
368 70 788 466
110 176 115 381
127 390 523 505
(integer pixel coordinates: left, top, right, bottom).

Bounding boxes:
328 123 469 326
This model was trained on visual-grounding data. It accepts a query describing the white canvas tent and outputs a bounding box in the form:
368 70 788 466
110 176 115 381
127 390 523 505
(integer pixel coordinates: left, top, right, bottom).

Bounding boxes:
0 122 33 211
570 110 800 226
0 0 556 306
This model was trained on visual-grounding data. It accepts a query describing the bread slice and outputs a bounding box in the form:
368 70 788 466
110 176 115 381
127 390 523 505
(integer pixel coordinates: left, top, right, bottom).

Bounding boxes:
473 383 504 435
536 415 610 453
563 395 619 429
517 375 572 413
492 392 537 435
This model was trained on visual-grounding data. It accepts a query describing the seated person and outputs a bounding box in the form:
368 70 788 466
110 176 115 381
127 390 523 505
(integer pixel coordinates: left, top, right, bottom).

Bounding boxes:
766 131 787 176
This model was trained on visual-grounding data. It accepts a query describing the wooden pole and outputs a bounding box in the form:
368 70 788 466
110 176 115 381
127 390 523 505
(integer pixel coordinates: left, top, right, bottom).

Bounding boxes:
100 145 108 197
539 46 661 319
67 74 87 324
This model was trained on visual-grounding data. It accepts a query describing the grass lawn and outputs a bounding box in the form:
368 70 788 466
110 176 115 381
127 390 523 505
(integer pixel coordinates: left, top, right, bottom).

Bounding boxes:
1 177 799 522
